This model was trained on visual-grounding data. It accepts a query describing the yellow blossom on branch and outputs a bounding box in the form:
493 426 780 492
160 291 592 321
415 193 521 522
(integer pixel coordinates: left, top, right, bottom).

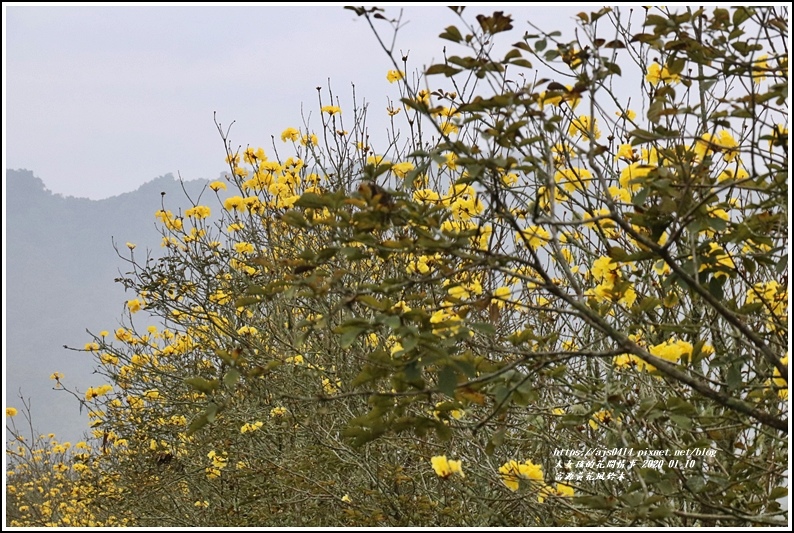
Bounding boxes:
391 161 415 178
646 62 681 85
281 127 300 142
431 455 465 479
386 69 405 83
301 133 318 146
499 459 543 492
185 205 211 219
568 115 601 140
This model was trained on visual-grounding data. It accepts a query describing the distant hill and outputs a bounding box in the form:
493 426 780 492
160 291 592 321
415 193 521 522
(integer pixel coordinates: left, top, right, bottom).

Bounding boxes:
5 169 218 442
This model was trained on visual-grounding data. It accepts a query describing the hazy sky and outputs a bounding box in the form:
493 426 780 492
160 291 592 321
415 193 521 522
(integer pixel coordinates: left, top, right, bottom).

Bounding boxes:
4 3 586 200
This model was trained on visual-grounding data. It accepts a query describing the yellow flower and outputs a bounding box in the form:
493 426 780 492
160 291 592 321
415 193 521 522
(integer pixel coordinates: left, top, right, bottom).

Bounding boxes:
270 407 287 418
322 377 341 395
515 226 550 250
125 242 136 250
154 209 183 231
341 494 352 503
768 125 787 150
615 143 636 161
442 152 458 170
646 62 681 85
431 455 465 479
84 342 100 352
243 146 265 164
50 372 64 381
223 196 246 212
301 133 318 146
237 326 258 336
439 121 459 136
185 205 211 219
413 189 440 204
771 354 788 400
391 161 415 178
499 460 543 491
321 105 341 115
589 409 618 429
606 186 631 204
554 167 592 192
281 127 300 142
143 389 160 400
616 109 637 121
619 163 652 191
366 154 389 166
234 242 255 255
537 85 581 109
127 299 142 313
633 338 694 372
568 115 601 140
386 70 405 83
540 483 575 502
6 407 18 417
752 54 768 84
613 353 643 369
240 421 264 433
209 180 227 191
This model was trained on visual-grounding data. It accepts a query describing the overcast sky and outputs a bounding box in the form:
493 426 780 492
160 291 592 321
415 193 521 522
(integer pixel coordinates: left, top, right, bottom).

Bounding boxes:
3 3 587 200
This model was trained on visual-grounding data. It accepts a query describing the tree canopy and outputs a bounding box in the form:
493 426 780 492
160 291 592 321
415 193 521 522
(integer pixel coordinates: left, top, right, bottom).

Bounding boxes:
6 6 788 527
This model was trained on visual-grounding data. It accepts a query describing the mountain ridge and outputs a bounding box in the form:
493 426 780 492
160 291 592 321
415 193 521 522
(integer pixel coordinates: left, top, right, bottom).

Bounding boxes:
4 168 215 442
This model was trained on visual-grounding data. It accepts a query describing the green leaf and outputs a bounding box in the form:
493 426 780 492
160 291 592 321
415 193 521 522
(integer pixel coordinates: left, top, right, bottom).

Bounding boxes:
648 505 672 519
439 25 463 43
485 427 505 455
469 322 496 336
341 246 368 260
686 475 706 493
726 362 742 391
205 402 219 423
603 61 622 76
608 246 631 262
435 420 452 441
503 48 522 62
575 495 618 509
234 296 262 308
383 315 401 330
223 367 241 387
295 191 327 209
339 326 367 348
403 361 421 382
509 58 533 69
732 7 754 26
669 414 692 429
281 210 309 228
707 276 725 300
316 246 339 262
184 377 219 394
438 366 458 396
187 413 209 435
426 64 462 77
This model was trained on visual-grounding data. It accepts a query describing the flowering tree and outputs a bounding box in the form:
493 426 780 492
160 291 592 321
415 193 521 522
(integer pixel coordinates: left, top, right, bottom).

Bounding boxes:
7 6 787 526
